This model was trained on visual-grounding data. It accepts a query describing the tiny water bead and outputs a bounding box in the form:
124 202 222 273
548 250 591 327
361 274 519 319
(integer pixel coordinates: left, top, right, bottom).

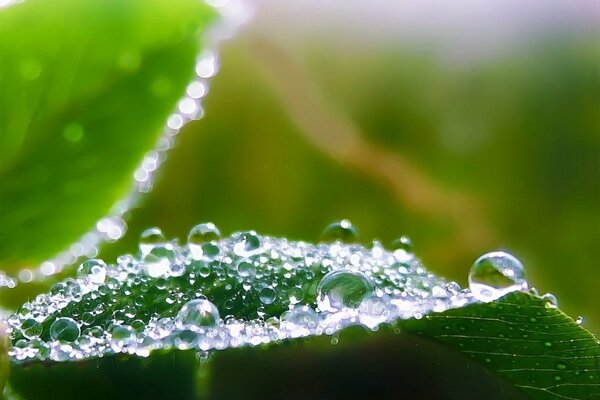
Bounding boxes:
8 225 539 363
317 269 374 312
468 251 528 302
50 318 80 342
320 219 359 243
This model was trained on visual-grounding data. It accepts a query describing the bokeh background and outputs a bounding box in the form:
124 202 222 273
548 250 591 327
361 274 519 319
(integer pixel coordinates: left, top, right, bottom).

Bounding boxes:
97 0 598 331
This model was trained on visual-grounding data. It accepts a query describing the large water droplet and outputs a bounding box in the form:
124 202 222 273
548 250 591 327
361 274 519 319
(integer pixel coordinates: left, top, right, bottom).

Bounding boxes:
76 259 107 284
143 245 175 278
317 269 374 312
320 220 358 243
176 299 221 329
233 231 262 257
21 319 43 339
468 251 528 302
188 222 221 259
139 227 166 255
50 317 80 342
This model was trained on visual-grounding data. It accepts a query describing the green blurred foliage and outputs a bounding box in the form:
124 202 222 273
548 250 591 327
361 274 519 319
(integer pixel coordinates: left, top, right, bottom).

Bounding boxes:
103 37 599 331
0 0 215 270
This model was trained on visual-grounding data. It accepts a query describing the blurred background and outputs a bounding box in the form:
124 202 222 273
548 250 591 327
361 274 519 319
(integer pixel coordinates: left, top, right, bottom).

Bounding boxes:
95 0 599 331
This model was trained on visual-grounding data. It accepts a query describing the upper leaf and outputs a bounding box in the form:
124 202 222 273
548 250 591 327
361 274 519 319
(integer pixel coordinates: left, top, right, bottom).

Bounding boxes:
0 0 216 270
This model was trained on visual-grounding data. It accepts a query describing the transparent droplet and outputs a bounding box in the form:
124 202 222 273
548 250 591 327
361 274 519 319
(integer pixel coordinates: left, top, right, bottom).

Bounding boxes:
358 295 390 329
542 293 558 309
50 317 80 342
188 222 221 259
317 269 374 312
390 236 413 252
177 299 221 329
236 261 255 278
468 251 528 302
77 259 107 284
282 305 319 329
111 324 134 344
233 231 262 257
259 287 276 305
169 262 187 277
173 329 198 350
320 220 358 243
288 287 305 305
143 245 175 278
21 318 43 339
576 316 584 325
139 227 166 255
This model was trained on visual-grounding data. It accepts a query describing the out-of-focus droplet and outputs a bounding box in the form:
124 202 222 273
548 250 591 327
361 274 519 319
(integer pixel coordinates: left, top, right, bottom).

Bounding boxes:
468 251 528 302
390 236 413 252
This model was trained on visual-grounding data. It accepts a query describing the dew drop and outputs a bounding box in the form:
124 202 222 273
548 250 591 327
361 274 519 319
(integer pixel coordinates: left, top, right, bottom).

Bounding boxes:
21 319 43 339
176 299 221 329
143 245 175 278
576 316 584 325
233 231 262 257
76 259 107 284
288 286 305 305
320 220 358 243
139 227 166 255
358 295 390 329
390 236 413 252
236 261 255 278
259 287 276 305
317 269 374 312
188 222 221 259
468 251 528 302
111 324 134 344
50 317 80 342
542 293 558 309
282 305 319 329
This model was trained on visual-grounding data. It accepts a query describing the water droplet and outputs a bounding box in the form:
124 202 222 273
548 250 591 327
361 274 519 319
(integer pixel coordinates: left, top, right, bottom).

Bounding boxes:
177 299 221 329
282 306 319 329
77 259 107 284
50 317 80 342
542 293 558 308
111 324 134 344
288 287 304 304
468 251 528 302
576 316 584 325
556 362 567 370
236 261 255 278
139 227 166 255
358 295 390 329
390 236 413 252
259 287 276 305
63 122 84 143
320 220 358 243
21 319 43 339
143 245 175 278
169 263 187 277
317 269 374 312
188 222 221 259
233 231 262 257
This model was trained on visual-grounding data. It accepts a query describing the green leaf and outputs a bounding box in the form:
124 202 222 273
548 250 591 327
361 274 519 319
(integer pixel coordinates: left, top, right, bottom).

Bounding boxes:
0 0 216 270
6 230 599 399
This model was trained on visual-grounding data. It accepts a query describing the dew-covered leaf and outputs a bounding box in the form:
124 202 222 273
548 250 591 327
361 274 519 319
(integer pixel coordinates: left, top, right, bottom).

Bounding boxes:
0 0 216 270
6 227 599 399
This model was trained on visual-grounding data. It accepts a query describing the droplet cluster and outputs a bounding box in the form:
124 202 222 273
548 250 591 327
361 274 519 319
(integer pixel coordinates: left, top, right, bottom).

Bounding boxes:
8 221 530 363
